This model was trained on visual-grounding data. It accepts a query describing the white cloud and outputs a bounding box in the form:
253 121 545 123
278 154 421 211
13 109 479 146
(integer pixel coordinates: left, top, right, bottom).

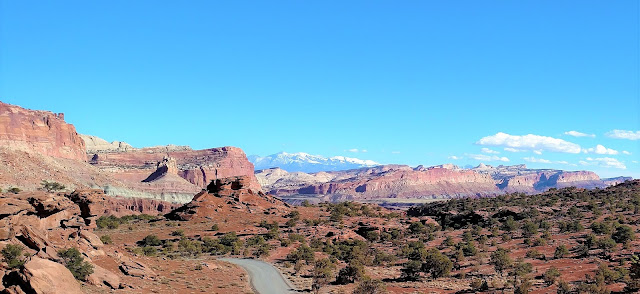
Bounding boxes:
477 132 582 153
533 150 543 155
346 149 367 153
523 157 570 165
564 131 595 138
481 148 500 154
504 147 527 153
584 144 619 155
633 161 639 164
467 154 510 162
622 151 632 155
606 130 640 140
448 155 461 160
391 151 401 154
580 157 626 169
524 157 551 163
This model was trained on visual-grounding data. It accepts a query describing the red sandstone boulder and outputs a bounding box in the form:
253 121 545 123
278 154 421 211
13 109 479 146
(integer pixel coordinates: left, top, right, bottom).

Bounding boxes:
118 255 156 278
19 257 84 294
87 264 121 289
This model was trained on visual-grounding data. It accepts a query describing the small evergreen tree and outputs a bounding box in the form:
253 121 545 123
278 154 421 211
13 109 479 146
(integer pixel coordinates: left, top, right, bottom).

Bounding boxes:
1 244 25 269
58 248 94 281
490 248 512 274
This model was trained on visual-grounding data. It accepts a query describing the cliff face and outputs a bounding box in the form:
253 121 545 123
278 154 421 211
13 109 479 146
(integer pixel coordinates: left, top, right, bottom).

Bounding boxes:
262 166 501 201
258 164 623 203
0 102 86 161
88 145 261 195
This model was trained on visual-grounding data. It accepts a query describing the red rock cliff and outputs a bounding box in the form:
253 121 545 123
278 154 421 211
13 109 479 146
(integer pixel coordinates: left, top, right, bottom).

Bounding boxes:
277 166 500 200
89 146 261 191
0 102 86 162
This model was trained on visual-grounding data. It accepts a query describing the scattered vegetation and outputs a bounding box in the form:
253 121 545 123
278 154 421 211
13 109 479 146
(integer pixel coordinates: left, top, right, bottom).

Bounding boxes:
40 180 65 192
1 244 26 269
58 248 94 281
93 180 640 293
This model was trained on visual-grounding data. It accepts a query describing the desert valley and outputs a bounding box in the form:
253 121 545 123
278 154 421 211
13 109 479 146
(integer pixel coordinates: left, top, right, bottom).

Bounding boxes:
0 101 638 294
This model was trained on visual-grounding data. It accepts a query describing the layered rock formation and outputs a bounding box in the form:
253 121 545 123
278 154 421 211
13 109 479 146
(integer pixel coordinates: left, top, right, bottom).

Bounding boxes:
80 134 190 154
0 101 261 203
67 189 180 217
258 164 629 203
0 190 168 293
80 134 134 153
88 145 261 202
0 102 86 161
166 176 289 221
258 166 500 202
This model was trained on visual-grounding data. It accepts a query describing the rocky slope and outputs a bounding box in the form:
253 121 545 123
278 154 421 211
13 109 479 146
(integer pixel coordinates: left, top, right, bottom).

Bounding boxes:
166 176 289 221
0 190 175 293
0 102 86 162
257 164 630 203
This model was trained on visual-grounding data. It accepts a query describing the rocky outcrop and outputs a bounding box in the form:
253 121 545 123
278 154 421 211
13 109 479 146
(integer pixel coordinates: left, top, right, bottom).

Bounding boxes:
67 189 180 218
166 176 289 221
0 102 86 162
80 134 191 154
80 134 134 153
89 146 261 198
87 264 121 289
18 257 84 294
0 190 168 293
142 156 179 182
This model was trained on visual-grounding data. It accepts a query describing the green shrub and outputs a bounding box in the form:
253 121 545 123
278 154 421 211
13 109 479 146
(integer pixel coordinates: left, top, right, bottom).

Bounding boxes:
141 235 162 247
612 225 635 244
1 244 25 269
142 246 157 256
177 238 202 257
100 235 112 244
220 232 239 247
210 224 219 231
312 258 336 292
490 248 512 273
171 229 185 237
554 245 569 259
254 244 271 258
401 260 422 281
41 180 65 192
288 233 305 243
336 260 366 284
543 267 561 285
287 244 315 264
512 261 533 277
352 278 387 294
96 215 120 229
422 248 452 279
58 248 94 281
7 187 21 194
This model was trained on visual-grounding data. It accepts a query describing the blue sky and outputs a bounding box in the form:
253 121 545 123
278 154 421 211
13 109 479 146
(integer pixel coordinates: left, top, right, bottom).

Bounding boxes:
0 1 638 178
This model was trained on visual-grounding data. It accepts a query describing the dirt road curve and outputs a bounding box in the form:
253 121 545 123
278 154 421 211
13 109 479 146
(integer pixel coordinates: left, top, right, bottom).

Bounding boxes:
220 258 297 294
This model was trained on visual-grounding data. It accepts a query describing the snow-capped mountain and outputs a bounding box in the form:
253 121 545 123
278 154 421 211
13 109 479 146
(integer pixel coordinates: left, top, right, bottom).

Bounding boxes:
248 152 380 173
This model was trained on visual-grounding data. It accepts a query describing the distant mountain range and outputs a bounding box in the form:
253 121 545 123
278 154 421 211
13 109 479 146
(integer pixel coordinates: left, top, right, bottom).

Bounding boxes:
248 152 380 173
256 163 633 204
